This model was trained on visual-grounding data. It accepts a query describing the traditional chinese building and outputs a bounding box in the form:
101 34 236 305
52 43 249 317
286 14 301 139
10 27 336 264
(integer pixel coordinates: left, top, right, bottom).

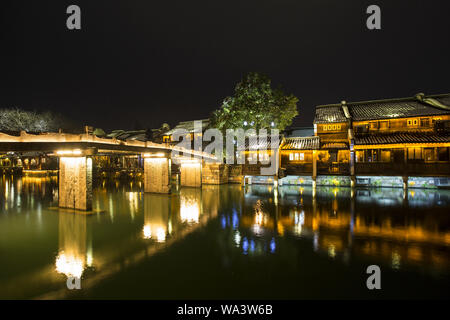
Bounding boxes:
239 135 282 184
162 119 210 145
279 136 319 177
279 93 450 188
348 93 450 180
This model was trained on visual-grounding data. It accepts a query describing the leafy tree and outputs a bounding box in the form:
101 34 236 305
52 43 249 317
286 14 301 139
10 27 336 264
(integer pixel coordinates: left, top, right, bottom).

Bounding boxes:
211 72 299 131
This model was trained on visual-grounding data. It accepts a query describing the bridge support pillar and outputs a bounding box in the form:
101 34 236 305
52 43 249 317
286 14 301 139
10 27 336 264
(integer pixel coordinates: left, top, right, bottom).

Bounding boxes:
202 162 228 185
144 156 171 193
59 156 93 211
180 160 202 187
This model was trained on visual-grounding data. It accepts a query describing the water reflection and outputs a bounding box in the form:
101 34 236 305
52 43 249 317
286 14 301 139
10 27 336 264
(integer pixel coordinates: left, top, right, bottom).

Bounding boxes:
55 213 91 278
233 185 450 274
180 189 201 224
143 194 170 242
0 175 449 299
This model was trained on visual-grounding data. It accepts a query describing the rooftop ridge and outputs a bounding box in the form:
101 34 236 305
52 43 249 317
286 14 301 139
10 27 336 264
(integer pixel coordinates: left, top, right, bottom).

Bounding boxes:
315 93 450 108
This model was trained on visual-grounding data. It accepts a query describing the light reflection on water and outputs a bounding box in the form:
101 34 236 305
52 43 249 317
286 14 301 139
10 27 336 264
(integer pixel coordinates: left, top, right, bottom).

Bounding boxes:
0 176 449 299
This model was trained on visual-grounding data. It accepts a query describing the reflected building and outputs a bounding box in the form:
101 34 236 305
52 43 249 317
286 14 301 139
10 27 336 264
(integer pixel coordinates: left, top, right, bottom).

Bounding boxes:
234 185 450 272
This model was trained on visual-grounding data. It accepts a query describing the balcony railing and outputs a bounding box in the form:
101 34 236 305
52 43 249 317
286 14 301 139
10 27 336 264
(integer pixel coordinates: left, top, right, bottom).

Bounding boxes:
241 164 277 176
355 161 450 176
284 163 313 175
318 162 350 175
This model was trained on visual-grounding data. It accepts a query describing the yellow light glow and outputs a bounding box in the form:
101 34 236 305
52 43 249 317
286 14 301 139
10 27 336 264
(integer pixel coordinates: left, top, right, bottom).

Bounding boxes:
55 253 84 278
143 225 152 239
143 152 165 158
333 188 338 197
156 227 166 242
255 212 264 225
180 195 200 223
56 150 82 156
142 224 166 242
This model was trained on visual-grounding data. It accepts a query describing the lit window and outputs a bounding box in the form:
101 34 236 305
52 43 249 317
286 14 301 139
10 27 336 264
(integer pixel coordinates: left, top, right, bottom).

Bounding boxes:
408 148 422 160
299 153 304 161
294 153 299 160
424 148 433 161
355 150 364 162
380 150 391 162
289 153 294 161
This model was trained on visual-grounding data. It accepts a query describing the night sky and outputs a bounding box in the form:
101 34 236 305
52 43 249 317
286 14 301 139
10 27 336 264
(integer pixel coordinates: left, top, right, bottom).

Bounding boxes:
1 0 449 131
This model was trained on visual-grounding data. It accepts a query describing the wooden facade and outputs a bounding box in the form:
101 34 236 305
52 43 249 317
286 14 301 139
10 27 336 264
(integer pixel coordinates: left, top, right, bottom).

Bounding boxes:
281 93 450 178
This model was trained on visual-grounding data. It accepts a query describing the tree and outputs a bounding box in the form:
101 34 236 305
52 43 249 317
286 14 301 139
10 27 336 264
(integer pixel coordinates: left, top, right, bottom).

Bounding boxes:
211 72 299 132
0 108 64 133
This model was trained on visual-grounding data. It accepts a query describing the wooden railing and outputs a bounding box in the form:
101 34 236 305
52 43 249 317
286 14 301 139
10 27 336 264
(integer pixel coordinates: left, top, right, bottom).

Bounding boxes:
355 162 450 176
318 162 350 175
285 163 313 175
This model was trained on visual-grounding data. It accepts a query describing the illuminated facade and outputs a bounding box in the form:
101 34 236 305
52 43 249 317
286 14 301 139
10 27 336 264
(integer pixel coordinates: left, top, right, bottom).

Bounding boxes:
280 93 450 186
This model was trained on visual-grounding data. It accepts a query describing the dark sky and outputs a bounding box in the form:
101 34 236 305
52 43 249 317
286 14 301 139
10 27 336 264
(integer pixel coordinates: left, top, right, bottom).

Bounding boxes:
1 0 449 131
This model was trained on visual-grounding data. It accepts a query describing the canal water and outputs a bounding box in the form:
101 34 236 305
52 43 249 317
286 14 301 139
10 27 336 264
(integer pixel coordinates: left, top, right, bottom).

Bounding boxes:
0 176 449 299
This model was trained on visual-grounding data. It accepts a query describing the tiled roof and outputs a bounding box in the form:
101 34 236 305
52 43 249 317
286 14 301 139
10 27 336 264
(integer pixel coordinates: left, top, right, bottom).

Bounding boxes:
314 106 347 124
281 136 320 150
315 93 450 123
237 135 282 151
165 119 210 135
107 130 148 141
348 100 450 121
354 132 450 145
436 96 450 107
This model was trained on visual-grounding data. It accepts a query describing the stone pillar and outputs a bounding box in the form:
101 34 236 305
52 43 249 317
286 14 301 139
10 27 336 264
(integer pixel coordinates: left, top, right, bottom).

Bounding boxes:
404 147 408 176
180 160 202 187
312 150 317 179
59 156 93 211
350 151 355 176
202 162 228 185
144 157 171 193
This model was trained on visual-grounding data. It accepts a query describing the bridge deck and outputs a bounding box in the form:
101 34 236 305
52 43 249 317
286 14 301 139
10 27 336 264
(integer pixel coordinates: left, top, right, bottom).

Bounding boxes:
0 132 215 159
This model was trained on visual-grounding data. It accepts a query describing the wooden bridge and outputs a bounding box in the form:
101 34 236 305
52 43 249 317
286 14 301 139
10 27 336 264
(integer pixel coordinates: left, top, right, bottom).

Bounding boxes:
0 131 217 211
